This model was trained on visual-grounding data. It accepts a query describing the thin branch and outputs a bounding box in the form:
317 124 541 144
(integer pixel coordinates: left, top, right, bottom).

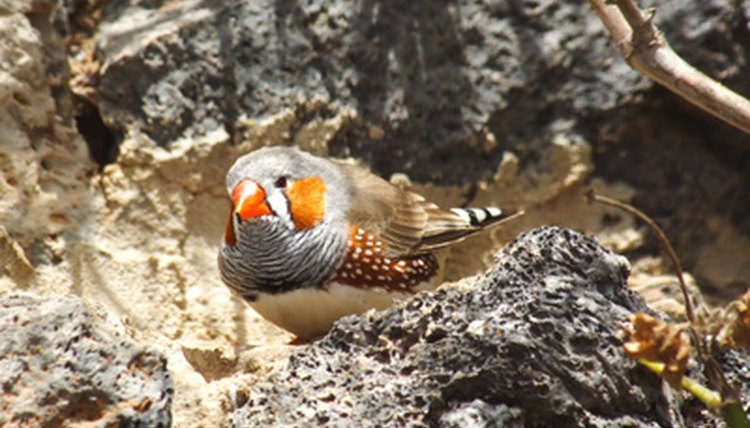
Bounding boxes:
585 190 695 324
589 0 750 134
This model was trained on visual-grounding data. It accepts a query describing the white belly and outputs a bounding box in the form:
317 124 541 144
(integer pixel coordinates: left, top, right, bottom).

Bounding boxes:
250 282 434 340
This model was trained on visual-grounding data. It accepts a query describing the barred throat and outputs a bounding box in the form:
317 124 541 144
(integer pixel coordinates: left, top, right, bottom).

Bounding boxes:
219 218 347 299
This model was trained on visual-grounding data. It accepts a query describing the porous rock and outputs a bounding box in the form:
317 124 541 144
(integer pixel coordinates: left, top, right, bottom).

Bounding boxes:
89 0 743 185
0 293 173 427
231 226 744 427
439 400 524 428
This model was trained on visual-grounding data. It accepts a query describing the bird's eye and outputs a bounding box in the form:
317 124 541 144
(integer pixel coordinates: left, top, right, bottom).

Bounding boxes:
274 176 289 188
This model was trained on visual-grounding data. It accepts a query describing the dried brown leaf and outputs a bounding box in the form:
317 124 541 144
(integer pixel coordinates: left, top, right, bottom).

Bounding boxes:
727 289 750 352
622 312 691 388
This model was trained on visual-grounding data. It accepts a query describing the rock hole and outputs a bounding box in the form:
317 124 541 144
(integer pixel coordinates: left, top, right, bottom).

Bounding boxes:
12 92 30 106
74 96 120 166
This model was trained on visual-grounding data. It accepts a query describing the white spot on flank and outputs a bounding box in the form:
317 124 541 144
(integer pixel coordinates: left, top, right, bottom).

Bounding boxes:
364 249 373 256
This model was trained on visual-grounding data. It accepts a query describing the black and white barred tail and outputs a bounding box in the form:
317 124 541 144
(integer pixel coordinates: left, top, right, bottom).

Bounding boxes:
450 207 520 228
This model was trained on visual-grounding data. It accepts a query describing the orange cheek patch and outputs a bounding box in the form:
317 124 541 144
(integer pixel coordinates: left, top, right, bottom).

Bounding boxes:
287 176 327 230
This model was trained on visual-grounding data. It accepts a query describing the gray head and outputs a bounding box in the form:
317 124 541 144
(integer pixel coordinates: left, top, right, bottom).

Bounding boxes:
226 146 350 229
219 146 350 297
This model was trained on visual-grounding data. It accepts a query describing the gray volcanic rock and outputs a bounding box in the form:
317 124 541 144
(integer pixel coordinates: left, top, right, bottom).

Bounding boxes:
231 226 686 426
0 293 173 427
87 0 744 184
439 401 524 428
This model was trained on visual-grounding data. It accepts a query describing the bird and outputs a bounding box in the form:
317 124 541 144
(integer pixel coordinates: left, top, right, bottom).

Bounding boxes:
218 146 521 341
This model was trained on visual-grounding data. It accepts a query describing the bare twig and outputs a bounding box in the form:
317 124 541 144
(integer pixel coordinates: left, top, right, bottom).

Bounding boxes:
589 0 750 134
585 190 695 323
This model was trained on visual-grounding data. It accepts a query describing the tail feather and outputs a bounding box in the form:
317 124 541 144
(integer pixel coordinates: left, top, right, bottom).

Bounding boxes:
416 207 524 252
450 207 506 226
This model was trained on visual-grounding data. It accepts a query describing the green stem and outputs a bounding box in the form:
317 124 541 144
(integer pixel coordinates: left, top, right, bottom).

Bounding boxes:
723 401 750 428
639 359 721 408
639 359 749 427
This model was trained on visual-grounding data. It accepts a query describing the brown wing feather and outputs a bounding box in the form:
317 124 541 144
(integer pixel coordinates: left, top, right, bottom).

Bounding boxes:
337 161 478 257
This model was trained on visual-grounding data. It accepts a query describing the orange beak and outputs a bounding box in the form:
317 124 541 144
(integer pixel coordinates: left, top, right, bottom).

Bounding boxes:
232 179 272 221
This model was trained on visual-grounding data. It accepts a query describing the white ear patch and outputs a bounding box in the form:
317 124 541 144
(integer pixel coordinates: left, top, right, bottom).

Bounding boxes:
266 189 293 225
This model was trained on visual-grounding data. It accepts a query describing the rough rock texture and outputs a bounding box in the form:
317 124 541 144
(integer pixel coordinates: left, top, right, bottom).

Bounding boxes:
86 0 743 182
0 1 93 271
231 227 748 427
0 293 172 427
439 401 524 428
91 0 641 183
